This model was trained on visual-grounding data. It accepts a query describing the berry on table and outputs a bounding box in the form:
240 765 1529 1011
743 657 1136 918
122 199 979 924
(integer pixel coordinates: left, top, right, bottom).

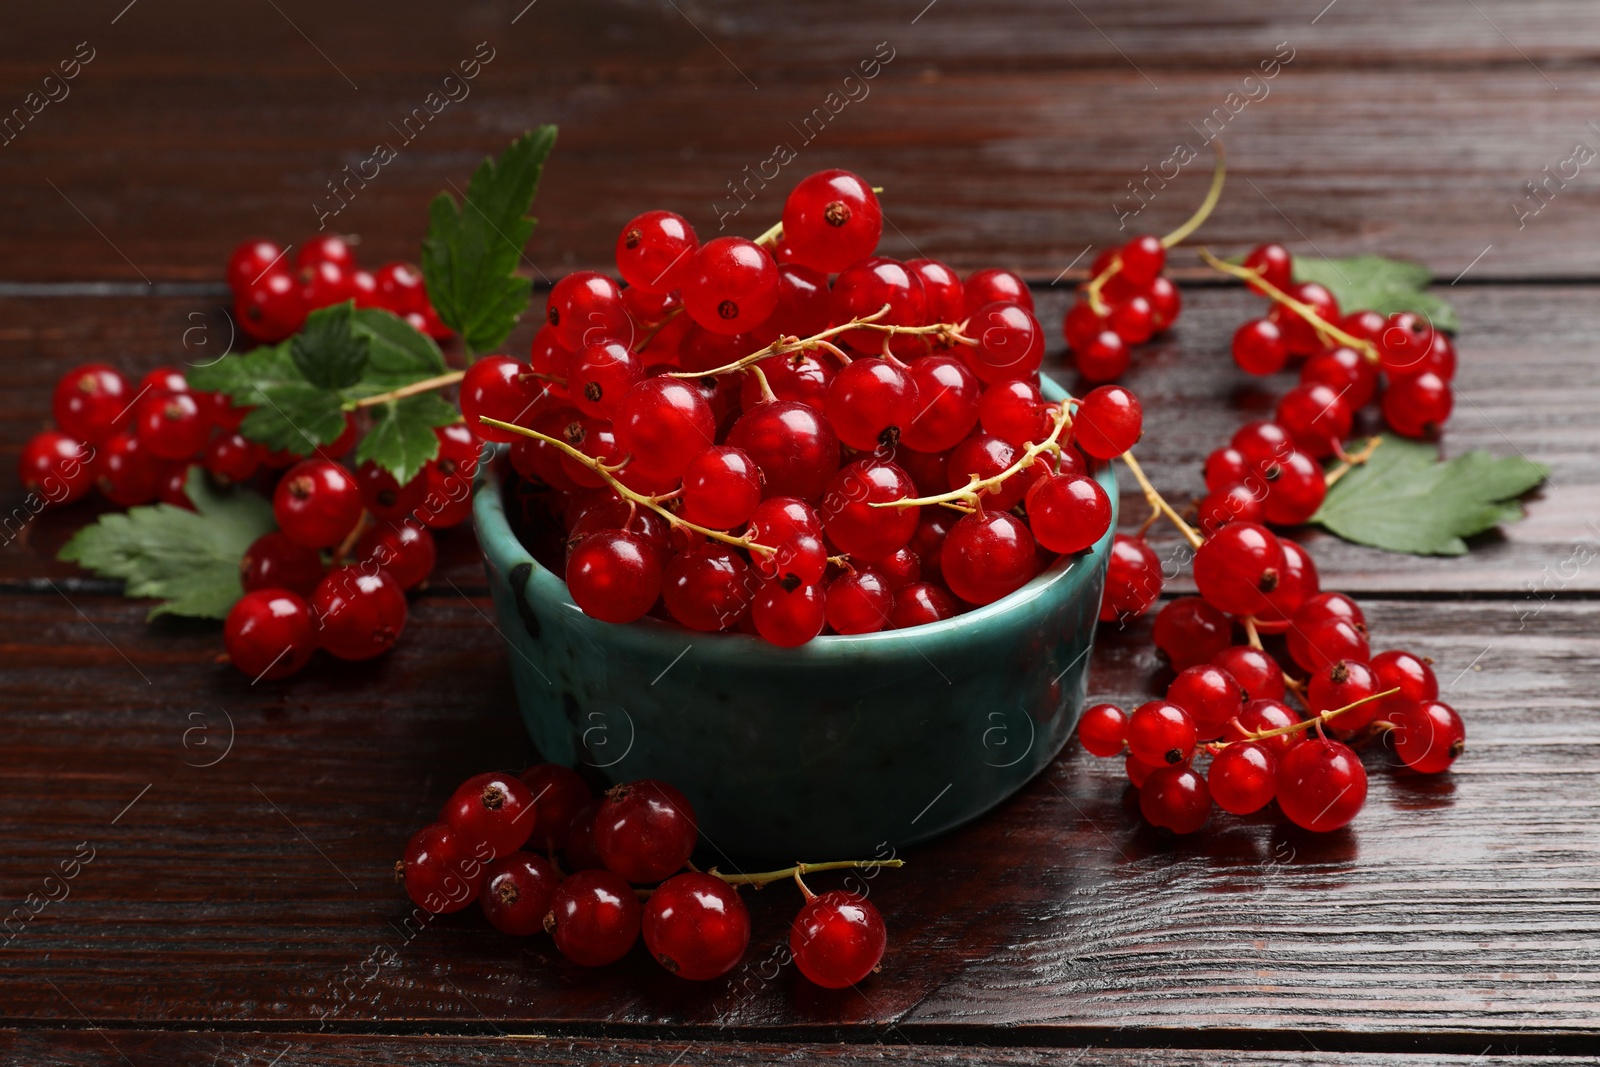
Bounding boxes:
593 779 698 884
223 589 316 681
1077 703 1129 758
1139 765 1211 834
400 822 485 914
19 431 94 504
1390 700 1465 773
1276 738 1367 832
53 363 132 443
546 868 643 967
520 764 594 852
1208 740 1277 815
643 872 751 980
790 889 887 988
1126 701 1198 766
1073 384 1143 459
134 391 209 461
240 531 325 598
310 565 408 661
274 459 364 549
443 772 538 860
480 852 562 936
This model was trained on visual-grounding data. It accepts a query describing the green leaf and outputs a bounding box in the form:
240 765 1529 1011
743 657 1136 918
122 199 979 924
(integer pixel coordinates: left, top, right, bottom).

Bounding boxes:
352 307 446 378
1292 255 1460 333
1312 434 1548 555
58 468 276 620
292 301 369 389
189 343 348 457
353 393 458 485
422 126 557 354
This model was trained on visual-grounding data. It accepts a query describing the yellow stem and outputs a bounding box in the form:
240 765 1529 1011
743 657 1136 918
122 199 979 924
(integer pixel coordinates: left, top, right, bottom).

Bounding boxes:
667 307 969 381
477 417 777 556
1243 616 1264 650
344 370 466 411
1197 248 1380 364
1218 686 1400 747
1160 141 1228 249
872 404 1073 510
1325 435 1383 487
711 858 904 888
1118 451 1204 549
630 305 685 353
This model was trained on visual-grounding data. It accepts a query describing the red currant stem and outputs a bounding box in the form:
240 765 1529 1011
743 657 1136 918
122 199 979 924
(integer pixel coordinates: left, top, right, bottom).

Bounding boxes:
476 416 780 558
749 363 779 405
1208 686 1401 751
1242 616 1264 650
873 403 1074 511
1084 258 1122 318
630 305 685 354
794 868 815 901
1159 140 1228 249
1134 505 1161 539
1325 435 1384 487
1118 451 1204 550
343 370 466 411
1196 247 1379 363
666 308 971 381
332 509 370 565
708 858 905 889
518 371 568 387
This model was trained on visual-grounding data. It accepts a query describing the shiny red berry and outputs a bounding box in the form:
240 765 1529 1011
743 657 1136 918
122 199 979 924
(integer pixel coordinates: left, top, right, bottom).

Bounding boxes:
274 459 363 548
643 872 751 980
615 210 698 293
480 852 562 936
401 822 485 914
593 779 698 884
240 531 325 597
224 588 316 681
781 169 883 273
19 430 93 504
53 363 132 444
310 565 407 661
790 890 887 989
444 772 537 860
546 868 642 966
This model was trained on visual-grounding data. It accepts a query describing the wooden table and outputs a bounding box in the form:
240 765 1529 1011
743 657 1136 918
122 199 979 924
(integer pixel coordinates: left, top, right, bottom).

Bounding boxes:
4 2 1597 1063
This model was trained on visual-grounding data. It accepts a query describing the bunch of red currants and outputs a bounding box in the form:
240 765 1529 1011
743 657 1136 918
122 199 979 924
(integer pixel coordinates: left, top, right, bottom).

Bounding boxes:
399 765 892 988
1062 233 1184 381
227 234 449 343
482 169 1132 646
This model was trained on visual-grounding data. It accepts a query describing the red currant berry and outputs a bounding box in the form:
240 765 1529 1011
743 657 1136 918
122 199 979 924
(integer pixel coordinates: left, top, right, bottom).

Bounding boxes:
53 363 132 444
1390 700 1465 774
1211 645 1287 702
237 270 306 342
1208 740 1277 815
616 210 698 293
567 341 644 420
900 355 981 452
1192 521 1286 617
1308 658 1383 733
752 577 827 646
727 400 840 502
820 458 920 559
157 463 196 509
1117 234 1166 286
643 872 751 980
1375 311 1437 375
790 890 887 989
1139 765 1211 834
1277 738 1367 832
310 565 407 661
1370 648 1439 720
614 377 717 479
1109 296 1155 345
546 867 642 966
297 234 356 272
663 544 751 632
520 764 593 852
299 259 354 309
444 771 537 860
352 270 381 307
401 822 485 914
1259 448 1326 526
684 237 780 336
1127 700 1198 766
548 271 632 351
677 446 761 530
201 431 259 486
1275 383 1352 459
1382 371 1452 438
1223 698 1302 754
831 258 929 357
1301 346 1378 410
460 356 540 443
740 349 834 411
1125 755 1160 787
1167 663 1247 739
480 852 562 936
134 391 209 461
19 430 93 504
781 169 883 273
1077 703 1129 758
274 459 362 548
1100 534 1162 621
1232 318 1288 376
906 258 964 326
240 530 325 597
1063 300 1110 352
968 302 1045 384
978 378 1051 447
1242 243 1293 292
1074 328 1131 382
92 431 161 506
1203 447 1250 491
224 588 316 681
1153 597 1233 671
567 529 663 624
1270 282 1340 356
868 546 921 592
355 522 436 590
1197 482 1265 536
1073 384 1142 459
766 262 833 340
824 357 918 451
963 267 1033 314
890 581 956 628
824 570 894 634
355 461 427 523
593 779 697 884
227 238 285 293
1147 275 1182 332
375 261 428 315
942 510 1038 606
1025 473 1112 555
556 416 622 490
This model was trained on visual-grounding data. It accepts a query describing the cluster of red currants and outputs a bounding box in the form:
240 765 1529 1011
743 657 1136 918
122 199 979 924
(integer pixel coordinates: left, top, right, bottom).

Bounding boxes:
1081 518 1466 834
399 766 890 988
480 168 1137 646
226 234 449 343
1062 233 1183 381
1228 242 1456 440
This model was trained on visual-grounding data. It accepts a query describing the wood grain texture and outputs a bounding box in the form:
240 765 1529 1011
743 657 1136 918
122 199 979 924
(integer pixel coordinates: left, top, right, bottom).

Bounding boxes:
3 284 1592 594
0 590 1593 1046
1 1031 1590 1067
0 1 1595 281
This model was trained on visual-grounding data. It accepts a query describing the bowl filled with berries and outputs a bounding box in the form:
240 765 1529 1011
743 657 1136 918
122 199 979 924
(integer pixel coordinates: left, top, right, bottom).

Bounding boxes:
470 170 1135 859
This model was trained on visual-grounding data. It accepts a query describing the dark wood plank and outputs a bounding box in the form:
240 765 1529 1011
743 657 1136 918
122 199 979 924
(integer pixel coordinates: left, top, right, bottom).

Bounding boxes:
0 1 1594 281
0 589 1593 1042
0 1031 1583 1067
3 284 1593 595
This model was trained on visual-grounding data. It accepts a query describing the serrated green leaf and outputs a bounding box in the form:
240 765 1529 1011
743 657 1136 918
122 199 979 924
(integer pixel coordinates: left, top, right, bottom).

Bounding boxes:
292 301 369 389
352 307 446 378
238 380 349 455
1312 434 1547 555
59 468 276 620
1292 255 1460 333
422 127 556 354
353 393 457 485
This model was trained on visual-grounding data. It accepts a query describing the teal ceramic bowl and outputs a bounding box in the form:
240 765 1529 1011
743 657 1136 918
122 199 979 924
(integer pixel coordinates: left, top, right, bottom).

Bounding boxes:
473 377 1116 860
